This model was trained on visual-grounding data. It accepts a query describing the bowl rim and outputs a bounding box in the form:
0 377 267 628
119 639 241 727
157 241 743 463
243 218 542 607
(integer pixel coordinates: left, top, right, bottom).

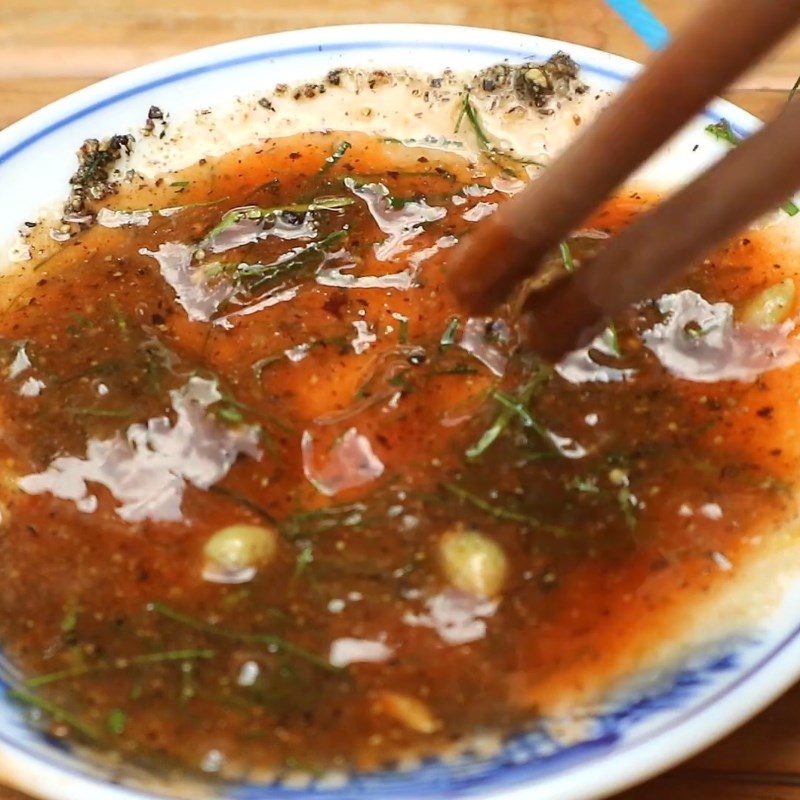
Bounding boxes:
0 21 794 800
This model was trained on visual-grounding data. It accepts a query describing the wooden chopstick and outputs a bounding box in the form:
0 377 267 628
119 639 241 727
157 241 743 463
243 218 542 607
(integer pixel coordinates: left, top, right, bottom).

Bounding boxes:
519 94 800 360
446 0 800 328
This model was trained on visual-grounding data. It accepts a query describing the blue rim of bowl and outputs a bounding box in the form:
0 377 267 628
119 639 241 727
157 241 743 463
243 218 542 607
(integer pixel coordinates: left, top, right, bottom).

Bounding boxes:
0 36 744 168
0 27 780 800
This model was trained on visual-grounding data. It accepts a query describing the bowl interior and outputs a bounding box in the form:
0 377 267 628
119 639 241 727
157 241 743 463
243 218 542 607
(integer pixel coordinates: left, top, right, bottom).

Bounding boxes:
0 23 797 800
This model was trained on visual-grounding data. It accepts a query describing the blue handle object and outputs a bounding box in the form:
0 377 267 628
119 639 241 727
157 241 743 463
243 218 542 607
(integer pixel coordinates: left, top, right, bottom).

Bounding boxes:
603 0 670 49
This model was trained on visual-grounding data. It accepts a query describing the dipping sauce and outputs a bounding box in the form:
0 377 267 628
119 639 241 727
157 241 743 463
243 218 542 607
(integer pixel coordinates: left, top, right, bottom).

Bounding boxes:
0 130 797 780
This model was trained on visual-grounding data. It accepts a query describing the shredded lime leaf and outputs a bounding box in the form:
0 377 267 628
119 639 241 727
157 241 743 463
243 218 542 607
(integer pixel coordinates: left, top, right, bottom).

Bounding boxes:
706 121 797 216
215 404 245 424
107 708 127 735
439 316 460 351
443 482 564 534
466 371 552 459
280 502 369 540
241 229 349 291
559 241 575 273
60 599 78 634
705 119 741 146
148 602 339 673
455 91 543 172
25 649 215 688
294 542 314 578
8 688 99 739
396 315 409 344
601 322 622 357
67 407 132 418
204 197 353 242
790 75 800 102
318 141 351 176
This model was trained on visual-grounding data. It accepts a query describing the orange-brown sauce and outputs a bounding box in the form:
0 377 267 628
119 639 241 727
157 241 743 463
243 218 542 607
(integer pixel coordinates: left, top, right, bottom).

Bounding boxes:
0 131 797 779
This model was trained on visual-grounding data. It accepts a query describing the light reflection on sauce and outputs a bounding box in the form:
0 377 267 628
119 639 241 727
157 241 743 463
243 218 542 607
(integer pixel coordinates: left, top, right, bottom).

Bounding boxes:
642 289 799 382
19 377 261 521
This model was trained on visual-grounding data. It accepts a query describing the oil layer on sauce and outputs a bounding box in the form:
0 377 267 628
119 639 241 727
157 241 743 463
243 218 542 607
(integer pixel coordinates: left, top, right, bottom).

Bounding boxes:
0 128 798 782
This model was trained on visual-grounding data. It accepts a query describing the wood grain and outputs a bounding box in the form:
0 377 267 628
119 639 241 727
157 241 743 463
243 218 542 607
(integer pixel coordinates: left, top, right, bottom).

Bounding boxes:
2 2 800 799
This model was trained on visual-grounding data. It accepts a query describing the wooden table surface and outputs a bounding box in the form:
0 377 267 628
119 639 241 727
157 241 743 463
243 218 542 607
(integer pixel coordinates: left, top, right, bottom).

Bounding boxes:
3 1 800 799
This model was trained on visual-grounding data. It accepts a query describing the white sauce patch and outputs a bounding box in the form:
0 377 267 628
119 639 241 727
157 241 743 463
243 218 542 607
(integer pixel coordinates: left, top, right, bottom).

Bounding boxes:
206 214 316 255
351 321 376 355
557 329 635 384
207 217 262 253
491 176 526 195
301 427 384 496
345 179 447 261
18 377 45 397
329 638 394 667
96 208 152 228
458 318 507 377
7 241 31 263
316 261 417 290
202 562 257 585
285 343 312 363
403 589 498 645
463 185 495 198
700 502 724 520
236 661 261 686
546 431 587 460
642 289 800 382
18 377 261 521
711 551 733 571
462 202 498 222
140 242 232 323
407 235 458 271
214 285 299 329
317 236 456 290
8 344 31 379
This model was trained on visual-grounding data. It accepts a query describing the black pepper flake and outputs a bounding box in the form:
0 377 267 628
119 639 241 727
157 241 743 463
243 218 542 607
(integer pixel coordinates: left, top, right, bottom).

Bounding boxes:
367 70 391 90
144 106 168 138
258 97 275 111
65 133 135 214
322 292 348 319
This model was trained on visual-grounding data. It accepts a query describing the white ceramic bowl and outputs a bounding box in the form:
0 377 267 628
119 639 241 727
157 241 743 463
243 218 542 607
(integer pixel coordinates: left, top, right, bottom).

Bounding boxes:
1 22 798 800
